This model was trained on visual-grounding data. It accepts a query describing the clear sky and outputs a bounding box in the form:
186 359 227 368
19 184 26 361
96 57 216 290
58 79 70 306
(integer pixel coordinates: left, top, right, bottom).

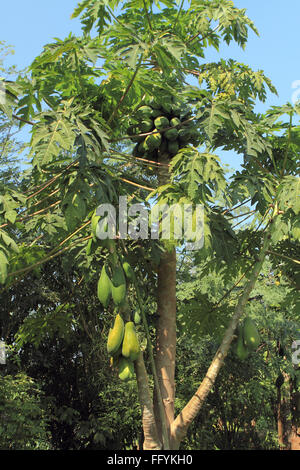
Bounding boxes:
1 0 300 170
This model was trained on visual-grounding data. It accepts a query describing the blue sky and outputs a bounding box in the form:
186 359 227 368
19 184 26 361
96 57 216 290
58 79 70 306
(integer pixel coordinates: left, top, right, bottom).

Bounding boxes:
1 0 300 170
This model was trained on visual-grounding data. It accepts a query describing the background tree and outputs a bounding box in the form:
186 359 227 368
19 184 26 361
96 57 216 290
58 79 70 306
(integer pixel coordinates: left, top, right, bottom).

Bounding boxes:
0 0 299 450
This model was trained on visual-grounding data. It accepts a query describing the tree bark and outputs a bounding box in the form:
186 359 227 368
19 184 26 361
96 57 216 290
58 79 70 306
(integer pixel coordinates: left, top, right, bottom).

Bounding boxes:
155 248 177 446
154 152 177 448
134 352 162 450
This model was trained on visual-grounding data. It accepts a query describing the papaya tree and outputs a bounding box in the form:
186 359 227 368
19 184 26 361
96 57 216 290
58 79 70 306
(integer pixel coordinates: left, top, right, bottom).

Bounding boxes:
0 0 299 450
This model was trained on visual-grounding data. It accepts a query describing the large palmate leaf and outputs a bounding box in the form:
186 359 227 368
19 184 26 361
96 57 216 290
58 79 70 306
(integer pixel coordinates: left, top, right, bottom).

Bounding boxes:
170 148 226 203
277 175 300 215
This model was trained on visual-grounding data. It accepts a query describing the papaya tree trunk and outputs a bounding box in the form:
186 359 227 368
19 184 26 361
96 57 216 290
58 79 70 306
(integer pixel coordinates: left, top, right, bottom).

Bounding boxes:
154 152 177 449
155 247 177 446
134 352 162 450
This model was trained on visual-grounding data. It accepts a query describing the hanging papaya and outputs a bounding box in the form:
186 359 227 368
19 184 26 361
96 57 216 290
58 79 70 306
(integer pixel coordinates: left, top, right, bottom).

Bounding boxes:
154 116 169 130
122 260 135 281
243 317 260 351
111 265 127 306
170 117 181 128
164 128 178 141
139 119 154 133
118 357 135 381
107 313 125 355
97 264 112 308
136 105 153 119
122 321 141 361
133 311 141 325
91 212 100 241
144 132 162 151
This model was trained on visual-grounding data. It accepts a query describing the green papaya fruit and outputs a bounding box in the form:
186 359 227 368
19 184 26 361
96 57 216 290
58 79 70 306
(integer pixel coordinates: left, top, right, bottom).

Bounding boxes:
111 266 127 306
91 212 101 241
243 317 260 351
133 311 141 325
168 140 179 155
136 105 153 119
122 321 141 361
97 264 112 308
234 325 249 360
122 260 135 281
107 313 125 355
144 132 162 151
118 357 135 381
139 119 154 133
164 128 178 141
170 117 181 128
154 116 169 130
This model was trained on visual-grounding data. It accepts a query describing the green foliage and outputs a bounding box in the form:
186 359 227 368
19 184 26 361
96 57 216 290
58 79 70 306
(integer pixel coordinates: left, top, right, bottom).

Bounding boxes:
0 373 51 450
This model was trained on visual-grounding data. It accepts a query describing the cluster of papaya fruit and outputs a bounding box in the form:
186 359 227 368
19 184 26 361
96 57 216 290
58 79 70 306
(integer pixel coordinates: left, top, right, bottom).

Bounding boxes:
235 317 261 360
107 313 141 381
97 257 135 309
127 95 199 161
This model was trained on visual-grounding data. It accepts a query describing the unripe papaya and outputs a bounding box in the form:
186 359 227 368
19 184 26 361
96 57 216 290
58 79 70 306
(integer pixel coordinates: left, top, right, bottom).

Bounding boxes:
139 119 154 133
235 325 249 360
122 321 141 361
107 314 125 355
243 317 260 351
111 266 127 306
91 212 100 241
170 117 181 128
144 132 162 151
118 357 135 381
122 260 135 281
164 128 178 142
133 311 141 325
136 105 153 119
154 116 169 130
97 265 112 308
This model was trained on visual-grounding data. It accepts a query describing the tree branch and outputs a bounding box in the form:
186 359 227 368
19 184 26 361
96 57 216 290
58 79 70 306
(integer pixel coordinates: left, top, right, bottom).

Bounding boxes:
170 218 274 448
